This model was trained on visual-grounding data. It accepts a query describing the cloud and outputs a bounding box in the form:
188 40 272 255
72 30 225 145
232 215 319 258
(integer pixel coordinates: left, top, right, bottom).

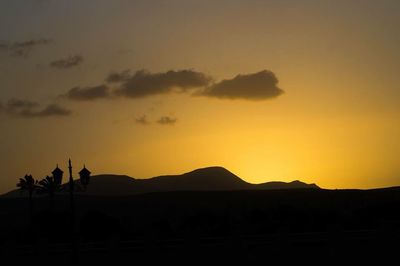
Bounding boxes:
58 68 283 111
49 55 83 69
1 98 71 118
32 104 72 117
199 70 284 100
63 85 110 101
105 70 131 83
135 115 150 125
114 69 211 98
157 116 177 125
5 98 39 110
0 39 51 57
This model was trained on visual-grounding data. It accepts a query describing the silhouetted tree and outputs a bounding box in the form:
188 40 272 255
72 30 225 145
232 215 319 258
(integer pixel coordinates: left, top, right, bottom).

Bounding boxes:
16 174 37 220
37 176 59 210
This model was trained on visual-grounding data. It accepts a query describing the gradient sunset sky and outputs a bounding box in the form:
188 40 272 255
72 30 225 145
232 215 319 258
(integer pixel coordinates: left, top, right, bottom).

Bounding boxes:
1 0 400 193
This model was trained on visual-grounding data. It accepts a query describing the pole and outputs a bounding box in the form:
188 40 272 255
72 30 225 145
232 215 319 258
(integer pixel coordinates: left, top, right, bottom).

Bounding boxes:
68 159 78 265
68 158 74 207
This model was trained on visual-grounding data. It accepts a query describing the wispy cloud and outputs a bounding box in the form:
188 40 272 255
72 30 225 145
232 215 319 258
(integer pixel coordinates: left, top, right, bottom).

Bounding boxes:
63 85 110 101
105 70 131 83
49 55 83 69
5 98 39 110
0 39 51 57
31 104 72 117
157 116 177 125
135 115 150 125
0 98 71 118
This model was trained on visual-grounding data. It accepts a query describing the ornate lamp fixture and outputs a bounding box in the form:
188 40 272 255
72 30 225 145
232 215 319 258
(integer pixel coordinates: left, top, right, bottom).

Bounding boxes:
52 165 64 185
79 165 91 190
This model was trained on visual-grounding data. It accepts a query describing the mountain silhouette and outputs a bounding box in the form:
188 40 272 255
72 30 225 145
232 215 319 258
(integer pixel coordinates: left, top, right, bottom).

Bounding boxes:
140 167 251 191
2 166 319 197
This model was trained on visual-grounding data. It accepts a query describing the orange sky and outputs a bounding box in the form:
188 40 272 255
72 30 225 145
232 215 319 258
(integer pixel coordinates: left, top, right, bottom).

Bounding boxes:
1 0 400 193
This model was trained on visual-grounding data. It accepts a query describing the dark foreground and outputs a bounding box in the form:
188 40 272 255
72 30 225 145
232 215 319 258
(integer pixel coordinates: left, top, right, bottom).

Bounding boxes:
1 188 400 265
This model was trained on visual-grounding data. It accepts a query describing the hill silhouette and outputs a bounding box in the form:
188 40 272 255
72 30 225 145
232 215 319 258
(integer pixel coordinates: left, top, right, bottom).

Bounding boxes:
2 166 319 197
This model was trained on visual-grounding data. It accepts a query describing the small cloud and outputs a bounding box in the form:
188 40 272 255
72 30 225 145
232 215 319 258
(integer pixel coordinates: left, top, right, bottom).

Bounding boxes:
1 98 71 118
114 69 211 98
198 70 284 101
49 55 83 69
157 116 177 125
135 115 150 125
105 70 131 83
33 104 72 117
63 85 110 101
5 98 39 111
0 39 51 57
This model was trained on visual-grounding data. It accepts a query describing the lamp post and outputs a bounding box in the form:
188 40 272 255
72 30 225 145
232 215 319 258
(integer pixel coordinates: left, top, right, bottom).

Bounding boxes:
79 165 91 191
67 159 91 206
52 165 64 186
65 159 91 265
68 159 75 211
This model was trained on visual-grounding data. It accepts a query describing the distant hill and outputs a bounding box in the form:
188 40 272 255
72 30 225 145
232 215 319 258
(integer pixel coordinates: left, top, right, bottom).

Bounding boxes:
2 166 319 197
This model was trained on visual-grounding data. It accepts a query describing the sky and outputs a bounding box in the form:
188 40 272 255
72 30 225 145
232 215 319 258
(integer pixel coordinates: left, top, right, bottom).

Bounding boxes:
1 0 400 193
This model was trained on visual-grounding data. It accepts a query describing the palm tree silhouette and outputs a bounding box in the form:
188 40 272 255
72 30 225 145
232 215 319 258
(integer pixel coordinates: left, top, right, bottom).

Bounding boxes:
37 176 59 210
16 174 37 221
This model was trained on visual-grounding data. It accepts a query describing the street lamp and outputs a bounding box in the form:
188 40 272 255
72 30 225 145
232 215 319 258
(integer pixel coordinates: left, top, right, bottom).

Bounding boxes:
52 164 64 185
79 165 91 190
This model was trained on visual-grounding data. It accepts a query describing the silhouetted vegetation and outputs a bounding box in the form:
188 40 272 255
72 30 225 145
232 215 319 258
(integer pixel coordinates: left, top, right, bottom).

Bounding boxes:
16 174 37 221
37 176 59 209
